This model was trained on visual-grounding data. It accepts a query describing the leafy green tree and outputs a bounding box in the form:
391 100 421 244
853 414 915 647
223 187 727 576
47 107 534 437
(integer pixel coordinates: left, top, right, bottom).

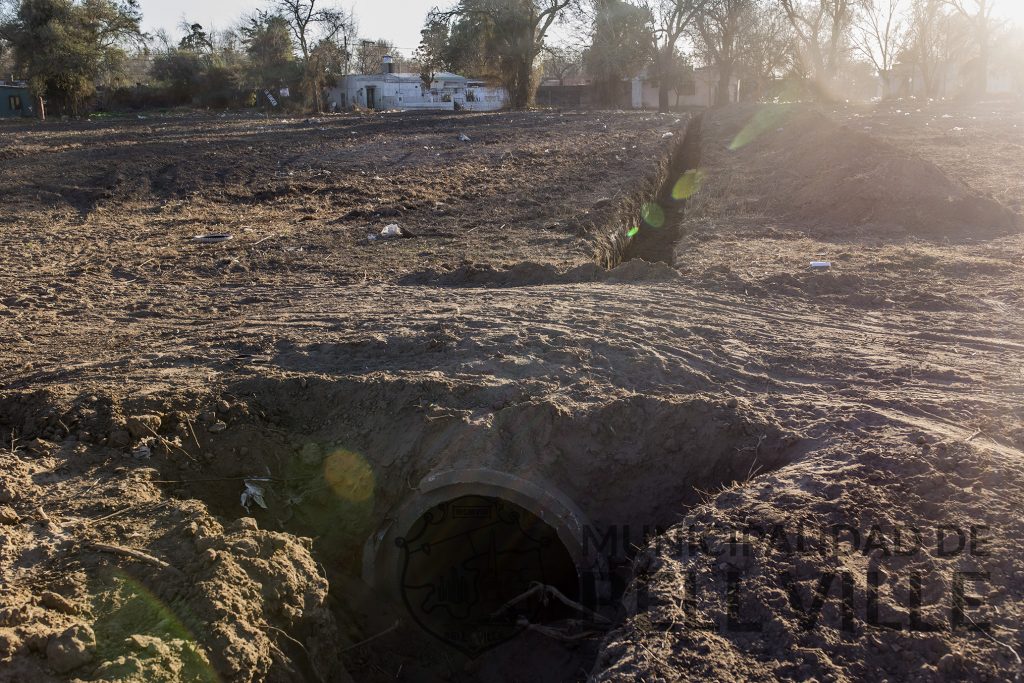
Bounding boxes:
178 22 212 52
415 15 451 88
431 0 577 108
150 51 203 102
1 0 143 115
587 0 654 103
241 12 299 92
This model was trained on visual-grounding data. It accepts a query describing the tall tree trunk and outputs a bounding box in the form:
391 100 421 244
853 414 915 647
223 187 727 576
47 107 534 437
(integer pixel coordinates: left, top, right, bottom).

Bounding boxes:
975 25 989 100
509 57 534 109
655 49 671 113
716 63 734 106
658 84 670 112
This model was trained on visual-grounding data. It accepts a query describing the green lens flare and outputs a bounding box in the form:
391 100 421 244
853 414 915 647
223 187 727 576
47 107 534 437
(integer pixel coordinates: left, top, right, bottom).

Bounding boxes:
641 203 665 228
92 572 218 682
729 104 792 150
627 226 639 238
672 170 705 200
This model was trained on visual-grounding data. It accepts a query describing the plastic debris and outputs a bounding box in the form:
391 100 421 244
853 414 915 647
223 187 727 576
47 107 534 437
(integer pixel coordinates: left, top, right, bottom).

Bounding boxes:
381 224 402 238
662 132 674 139
810 261 832 270
193 234 233 244
241 480 268 512
458 133 471 142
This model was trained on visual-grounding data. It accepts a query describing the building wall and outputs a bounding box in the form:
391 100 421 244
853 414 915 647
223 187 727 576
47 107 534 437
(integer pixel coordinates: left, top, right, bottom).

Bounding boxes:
630 70 738 109
885 62 1019 99
0 86 32 118
327 75 507 112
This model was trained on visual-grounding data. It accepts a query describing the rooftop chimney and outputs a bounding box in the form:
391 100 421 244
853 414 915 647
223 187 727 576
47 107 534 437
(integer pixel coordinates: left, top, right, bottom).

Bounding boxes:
382 55 394 75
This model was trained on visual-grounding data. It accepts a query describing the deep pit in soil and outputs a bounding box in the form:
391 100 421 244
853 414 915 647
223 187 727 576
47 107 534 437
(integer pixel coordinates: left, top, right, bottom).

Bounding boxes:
386 493 582 655
67 374 798 680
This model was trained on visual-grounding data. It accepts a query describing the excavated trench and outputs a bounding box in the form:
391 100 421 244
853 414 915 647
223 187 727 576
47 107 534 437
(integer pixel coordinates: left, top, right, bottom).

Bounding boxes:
620 113 704 266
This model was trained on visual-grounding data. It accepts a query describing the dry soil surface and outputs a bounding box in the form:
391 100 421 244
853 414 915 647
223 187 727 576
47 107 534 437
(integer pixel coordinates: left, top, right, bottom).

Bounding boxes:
1 102 1022 683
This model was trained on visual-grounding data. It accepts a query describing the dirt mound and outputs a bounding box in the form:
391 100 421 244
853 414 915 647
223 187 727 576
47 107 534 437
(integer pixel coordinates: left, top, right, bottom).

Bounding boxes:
593 436 1024 681
693 106 1020 237
0 431 350 683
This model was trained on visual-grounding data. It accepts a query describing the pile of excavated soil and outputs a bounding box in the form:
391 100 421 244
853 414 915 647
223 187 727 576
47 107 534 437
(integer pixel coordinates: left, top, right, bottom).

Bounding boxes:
689 105 1020 237
0 423 351 683
593 436 1024 682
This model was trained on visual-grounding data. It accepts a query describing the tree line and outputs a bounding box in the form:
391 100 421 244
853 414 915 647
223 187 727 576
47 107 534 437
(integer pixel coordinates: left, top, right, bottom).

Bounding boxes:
0 0 384 115
0 0 1019 115
423 0 1020 109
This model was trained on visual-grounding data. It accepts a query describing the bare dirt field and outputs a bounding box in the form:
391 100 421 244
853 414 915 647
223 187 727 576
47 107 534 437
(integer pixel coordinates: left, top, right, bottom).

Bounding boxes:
1 101 1022 682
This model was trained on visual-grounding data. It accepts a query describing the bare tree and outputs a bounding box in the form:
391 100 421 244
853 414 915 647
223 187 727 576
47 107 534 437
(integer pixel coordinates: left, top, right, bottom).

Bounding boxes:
356 39 396 74
777 0 858 96
905 0 948 95
541 44 584 85
852 0 910 97
647 0 710 111
737 0 796 99
274 0 353 111
944 0 997 98
692 0 754 105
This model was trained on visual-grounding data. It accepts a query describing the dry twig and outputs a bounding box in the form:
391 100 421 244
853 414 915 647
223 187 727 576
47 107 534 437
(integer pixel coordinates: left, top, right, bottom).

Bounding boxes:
91 542 183 575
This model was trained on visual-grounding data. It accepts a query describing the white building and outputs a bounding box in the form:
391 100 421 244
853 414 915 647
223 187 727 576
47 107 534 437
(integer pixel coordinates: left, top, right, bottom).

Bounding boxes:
326 58 507 112
883 60 1017 100
630 66 740 108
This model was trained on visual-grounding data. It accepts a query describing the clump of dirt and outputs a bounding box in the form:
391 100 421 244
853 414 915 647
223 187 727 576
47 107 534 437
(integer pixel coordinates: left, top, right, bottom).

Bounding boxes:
691 105 1020 237
0 423 351 683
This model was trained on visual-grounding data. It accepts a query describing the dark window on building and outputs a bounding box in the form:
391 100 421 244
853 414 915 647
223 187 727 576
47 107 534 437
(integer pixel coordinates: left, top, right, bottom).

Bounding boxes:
679 81 696 97
9 95 22 111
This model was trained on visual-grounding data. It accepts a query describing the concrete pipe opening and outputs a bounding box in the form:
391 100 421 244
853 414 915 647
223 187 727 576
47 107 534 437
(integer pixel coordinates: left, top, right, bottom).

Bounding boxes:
363 470 602 655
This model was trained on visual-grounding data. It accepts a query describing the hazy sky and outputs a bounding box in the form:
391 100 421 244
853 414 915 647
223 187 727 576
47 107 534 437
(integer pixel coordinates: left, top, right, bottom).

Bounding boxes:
138 0 441 52
138 0 1024 53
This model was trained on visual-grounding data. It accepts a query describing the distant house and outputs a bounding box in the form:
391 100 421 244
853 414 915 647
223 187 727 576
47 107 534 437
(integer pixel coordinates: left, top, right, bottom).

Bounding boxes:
536 66 740 109
630 66 740 109
0 83 33 119
883 59 1017 99
327 56 507 112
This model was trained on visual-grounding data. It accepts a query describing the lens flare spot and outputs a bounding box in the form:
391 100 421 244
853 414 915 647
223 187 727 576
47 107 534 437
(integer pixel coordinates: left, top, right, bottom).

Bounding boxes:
729 105 792 150
627 226 639 238
93 572 217 682
641 202 665 228
672 169 706 200
324 449 375 503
